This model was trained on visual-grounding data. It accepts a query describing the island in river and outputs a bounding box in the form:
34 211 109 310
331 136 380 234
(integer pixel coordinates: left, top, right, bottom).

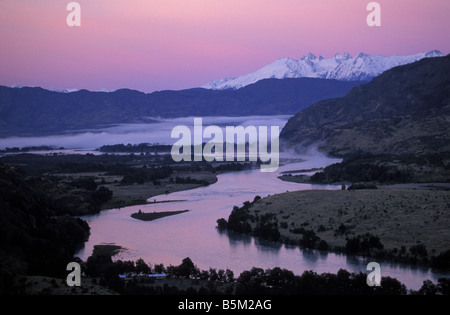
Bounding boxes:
131 209 189 221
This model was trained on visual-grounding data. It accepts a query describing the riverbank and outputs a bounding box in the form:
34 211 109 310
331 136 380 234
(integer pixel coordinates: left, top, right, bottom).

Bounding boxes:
99 171 217 210
0 152 221 214
218 188 450 269
71 250 448 295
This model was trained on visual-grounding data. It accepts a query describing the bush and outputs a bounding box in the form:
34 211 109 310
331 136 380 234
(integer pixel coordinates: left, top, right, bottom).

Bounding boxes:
309 153 413 184
216 218 228 229
253 221 280 242
280 222 288 229
90 186 113 207
431 249 450 270
347 183 378 190
71 177 97 191
345 233 384 255
300 230 319 249
409 244 428 258
318 240 329 251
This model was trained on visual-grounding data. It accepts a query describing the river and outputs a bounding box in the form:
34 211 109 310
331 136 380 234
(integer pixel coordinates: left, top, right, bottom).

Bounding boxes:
75 152 448 291
1 114 445 291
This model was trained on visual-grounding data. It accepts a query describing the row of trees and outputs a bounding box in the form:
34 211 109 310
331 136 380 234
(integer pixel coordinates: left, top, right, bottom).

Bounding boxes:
85 256 235 282
310 152 413 184
345 233 384 255
217 196 282 242
118 165 173 185
98 143 172 153
235 267 408 295
217 197 331 247
289 227 329 250
82 253 450 295
173 176 209 185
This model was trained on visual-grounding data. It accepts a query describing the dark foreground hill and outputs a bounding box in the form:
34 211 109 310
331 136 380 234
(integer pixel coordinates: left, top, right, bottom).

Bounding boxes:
0 164 90 293
280 55 450 157
0 78 363 137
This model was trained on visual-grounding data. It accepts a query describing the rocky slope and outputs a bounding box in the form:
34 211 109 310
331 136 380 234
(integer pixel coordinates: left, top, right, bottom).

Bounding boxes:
280 54 450 157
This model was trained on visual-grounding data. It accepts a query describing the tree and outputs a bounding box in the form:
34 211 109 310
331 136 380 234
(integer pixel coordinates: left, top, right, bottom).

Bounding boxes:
209 268 218 281
90 186 113 207
199 270 209 281
225 269 234 283
377 277 407 295
253 195 261 203
409 244 428 258
345 233 383 255
318 239 329 250
265 267 295 291
236 267 266 294
177 257 196 278
432 249 450 270
437 278 450 295
217 269 225 282
154 263 165 274
85 254 113 276
417 280 438 295
216 218 227 229
135 258 151 274
301 230 319 249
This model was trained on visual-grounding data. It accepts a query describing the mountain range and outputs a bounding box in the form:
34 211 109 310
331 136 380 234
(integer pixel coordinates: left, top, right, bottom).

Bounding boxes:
280 54 450 157
0 78 362 137
203 50 444 90
2 50 447 143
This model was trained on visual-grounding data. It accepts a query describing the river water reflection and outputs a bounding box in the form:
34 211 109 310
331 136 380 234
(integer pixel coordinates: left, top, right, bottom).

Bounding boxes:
76 153 448 290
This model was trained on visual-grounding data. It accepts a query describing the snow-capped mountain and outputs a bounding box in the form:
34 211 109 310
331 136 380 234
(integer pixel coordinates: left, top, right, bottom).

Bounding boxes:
97 88 115 93
50 88 80 93
203 50 445 90
10 85 115 93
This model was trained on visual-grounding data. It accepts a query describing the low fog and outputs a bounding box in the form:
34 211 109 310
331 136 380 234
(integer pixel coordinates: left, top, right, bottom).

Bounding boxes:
0 115 291 150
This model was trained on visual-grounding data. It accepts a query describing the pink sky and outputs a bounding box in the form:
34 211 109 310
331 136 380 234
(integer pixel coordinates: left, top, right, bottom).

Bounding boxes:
0 0 449 93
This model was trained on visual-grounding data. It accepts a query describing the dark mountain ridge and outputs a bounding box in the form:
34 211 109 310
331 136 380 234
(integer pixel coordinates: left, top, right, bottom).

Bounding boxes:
0 78 363 137
280 55 450 157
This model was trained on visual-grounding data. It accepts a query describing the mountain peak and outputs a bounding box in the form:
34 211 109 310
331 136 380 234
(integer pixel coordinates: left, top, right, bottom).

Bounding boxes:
50 88 79 93
203 50 445 90
356 52 369 58
280 54 450 156
334 52 352 61
302 52 317 60
424 50 444 57
97 88 115 93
